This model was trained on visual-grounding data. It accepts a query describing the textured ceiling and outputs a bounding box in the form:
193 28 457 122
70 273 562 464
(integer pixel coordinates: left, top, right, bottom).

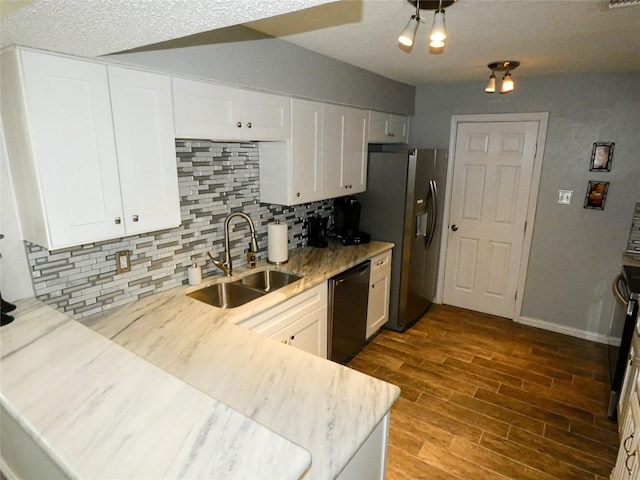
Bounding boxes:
1 0 639 86
0 0 339 57
246 0 640 85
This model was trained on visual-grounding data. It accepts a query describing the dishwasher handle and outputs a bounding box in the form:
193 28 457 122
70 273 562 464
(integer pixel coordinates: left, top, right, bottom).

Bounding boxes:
335 262 370 284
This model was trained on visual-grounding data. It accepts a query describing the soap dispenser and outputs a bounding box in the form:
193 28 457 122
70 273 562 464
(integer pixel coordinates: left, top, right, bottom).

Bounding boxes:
187 258 202 286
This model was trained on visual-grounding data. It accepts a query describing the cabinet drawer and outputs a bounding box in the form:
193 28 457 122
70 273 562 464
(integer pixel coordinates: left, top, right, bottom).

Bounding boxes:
370 251 392 275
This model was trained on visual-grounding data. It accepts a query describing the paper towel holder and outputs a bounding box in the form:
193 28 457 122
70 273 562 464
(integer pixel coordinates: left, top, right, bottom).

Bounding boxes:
268 220 289 265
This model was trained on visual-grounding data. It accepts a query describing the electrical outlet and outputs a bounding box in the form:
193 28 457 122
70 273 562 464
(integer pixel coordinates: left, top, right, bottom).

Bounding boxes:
557 190 573 205
116 250 131 274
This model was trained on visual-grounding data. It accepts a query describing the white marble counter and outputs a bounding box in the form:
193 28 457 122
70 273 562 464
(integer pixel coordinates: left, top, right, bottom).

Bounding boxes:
1 299 311 479
83 241 400 479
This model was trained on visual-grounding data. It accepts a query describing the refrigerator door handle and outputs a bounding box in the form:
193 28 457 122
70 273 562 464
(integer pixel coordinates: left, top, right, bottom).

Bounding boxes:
426 180 438 247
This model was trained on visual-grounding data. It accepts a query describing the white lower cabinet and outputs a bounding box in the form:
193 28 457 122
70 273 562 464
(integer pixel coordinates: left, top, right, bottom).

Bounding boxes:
367 251 392 339
611 391 640 479
240 282 328 358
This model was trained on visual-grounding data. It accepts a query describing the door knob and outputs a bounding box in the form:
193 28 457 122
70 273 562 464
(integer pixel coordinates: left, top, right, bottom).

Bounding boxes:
451 224 458 231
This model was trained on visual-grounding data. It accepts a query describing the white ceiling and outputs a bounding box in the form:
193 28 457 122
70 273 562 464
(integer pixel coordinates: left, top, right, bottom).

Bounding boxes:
1 0 639 87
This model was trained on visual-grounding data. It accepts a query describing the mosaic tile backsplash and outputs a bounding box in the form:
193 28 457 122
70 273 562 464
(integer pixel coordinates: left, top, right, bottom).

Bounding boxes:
26 141 333 318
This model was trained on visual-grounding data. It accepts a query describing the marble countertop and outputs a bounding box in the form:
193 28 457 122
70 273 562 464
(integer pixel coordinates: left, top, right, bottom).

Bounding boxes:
82 240 400 479
1 298 311 479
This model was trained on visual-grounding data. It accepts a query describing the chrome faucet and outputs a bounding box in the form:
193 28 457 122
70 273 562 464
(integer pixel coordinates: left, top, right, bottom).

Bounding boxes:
208 212 259 277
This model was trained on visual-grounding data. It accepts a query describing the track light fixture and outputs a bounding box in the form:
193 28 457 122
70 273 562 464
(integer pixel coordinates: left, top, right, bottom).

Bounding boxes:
485 61 520 94
399 0 456 53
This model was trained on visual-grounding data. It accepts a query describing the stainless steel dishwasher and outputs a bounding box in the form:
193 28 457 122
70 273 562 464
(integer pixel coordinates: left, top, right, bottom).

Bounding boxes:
328 260 371 364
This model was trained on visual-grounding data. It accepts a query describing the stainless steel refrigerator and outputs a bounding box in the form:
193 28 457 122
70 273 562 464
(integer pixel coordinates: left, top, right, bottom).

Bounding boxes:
358 147 447 332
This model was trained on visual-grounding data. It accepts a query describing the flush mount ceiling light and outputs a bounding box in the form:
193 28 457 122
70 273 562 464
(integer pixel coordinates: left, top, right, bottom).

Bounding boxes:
399 0 457 53
485 61 520 94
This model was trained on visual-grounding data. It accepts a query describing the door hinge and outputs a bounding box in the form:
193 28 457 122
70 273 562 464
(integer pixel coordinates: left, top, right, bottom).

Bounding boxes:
524 220 527 233
515 291 517 301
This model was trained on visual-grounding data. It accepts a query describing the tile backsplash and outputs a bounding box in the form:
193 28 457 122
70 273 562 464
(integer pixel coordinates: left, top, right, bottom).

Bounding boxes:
26 141 332 318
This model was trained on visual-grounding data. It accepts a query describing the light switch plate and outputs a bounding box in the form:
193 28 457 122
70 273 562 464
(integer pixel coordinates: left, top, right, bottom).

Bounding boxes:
557 190 573 205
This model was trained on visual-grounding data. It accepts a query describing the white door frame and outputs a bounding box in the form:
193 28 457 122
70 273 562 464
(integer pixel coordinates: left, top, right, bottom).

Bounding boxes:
435 112 549 322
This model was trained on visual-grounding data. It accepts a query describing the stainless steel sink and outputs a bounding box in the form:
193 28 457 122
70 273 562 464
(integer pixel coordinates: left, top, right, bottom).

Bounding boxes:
188 282 265 309
187 270 302 309
239 270 302 292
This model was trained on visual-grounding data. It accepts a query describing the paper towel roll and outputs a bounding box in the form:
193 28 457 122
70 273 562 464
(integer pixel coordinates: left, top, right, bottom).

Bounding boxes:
268 221 288 264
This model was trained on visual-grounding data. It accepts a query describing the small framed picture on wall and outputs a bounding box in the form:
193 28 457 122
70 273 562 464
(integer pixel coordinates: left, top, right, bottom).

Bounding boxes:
590 142 614 171
584 181 609 210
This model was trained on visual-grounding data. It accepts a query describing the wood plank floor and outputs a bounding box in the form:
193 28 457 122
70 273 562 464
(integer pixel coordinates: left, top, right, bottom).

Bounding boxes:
348 304 619 480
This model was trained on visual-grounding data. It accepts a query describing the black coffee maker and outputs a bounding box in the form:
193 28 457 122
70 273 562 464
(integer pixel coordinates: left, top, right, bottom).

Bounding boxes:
329 196 371 245
307 216 328 248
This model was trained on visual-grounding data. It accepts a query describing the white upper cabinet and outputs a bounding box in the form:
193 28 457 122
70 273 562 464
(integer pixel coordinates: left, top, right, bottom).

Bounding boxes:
323 105 368 198
260 101 368 206
172 77 290 141
260 99 323 206
108 66 181 235
0 48 180 250
368 111 409 144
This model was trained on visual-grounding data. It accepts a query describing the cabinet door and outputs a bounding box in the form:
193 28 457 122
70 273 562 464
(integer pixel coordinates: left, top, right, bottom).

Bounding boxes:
367 268 391 339
344 107 368 193
388 114 409 144
108 67 181 234
619 336 640 423
172 77 243 139
271 307 328 358
19 50 124 248
290 99 323 204
611 391 640 479
367 111 389 143
323 105 368 198
241 91 290 141
322 104 347 199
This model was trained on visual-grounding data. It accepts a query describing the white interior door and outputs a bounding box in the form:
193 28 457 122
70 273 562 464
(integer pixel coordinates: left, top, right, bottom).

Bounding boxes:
442 121 539 318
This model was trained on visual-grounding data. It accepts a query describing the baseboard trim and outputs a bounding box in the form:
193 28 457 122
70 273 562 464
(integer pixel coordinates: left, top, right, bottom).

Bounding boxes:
517 316 610 345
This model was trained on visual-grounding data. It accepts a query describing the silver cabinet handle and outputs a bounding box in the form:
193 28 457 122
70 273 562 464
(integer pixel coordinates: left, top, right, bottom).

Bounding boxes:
246 122 252 128
115 217 121 225
133 215 139 222
387 132 395 137
236 122 242 128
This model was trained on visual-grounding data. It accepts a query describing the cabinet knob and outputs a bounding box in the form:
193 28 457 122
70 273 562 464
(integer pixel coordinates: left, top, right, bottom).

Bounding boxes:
246 122 252 128
115 217 121 225
451 224 458 231
296 192 301 197
133 215 139 222
236 122 242 128
290 335 295 340
387 132 395 137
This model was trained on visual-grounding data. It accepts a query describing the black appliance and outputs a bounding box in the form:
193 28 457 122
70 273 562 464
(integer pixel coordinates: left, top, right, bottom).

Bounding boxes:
306 216 328 248
608 265 640 419
327 196 370 246
328 261 371 364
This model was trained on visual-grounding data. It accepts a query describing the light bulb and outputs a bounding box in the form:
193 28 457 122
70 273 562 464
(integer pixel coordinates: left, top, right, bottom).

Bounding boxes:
485 74 496 93
398 15 419 47
429 39 445 49
500 72 514 94
429 11 446 42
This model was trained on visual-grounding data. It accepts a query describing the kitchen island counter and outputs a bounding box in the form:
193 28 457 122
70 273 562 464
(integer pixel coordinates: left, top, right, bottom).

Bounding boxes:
1 298 311 480
82 240 399 479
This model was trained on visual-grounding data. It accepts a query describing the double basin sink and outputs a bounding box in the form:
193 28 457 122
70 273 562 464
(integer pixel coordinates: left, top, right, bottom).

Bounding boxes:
188 270 302 309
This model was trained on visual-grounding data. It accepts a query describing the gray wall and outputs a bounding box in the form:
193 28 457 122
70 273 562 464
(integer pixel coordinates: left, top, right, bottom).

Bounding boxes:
109 26 415 115
412 72 640 337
